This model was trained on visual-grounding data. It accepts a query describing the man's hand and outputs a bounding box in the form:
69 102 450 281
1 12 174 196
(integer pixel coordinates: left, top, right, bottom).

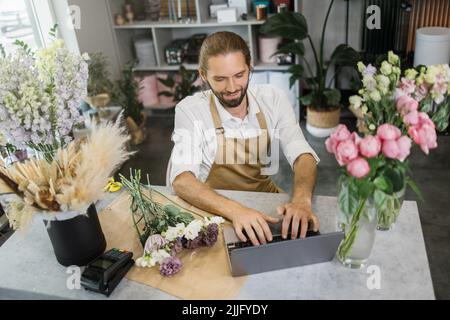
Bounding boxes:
232 207 279 246
277 199 319 239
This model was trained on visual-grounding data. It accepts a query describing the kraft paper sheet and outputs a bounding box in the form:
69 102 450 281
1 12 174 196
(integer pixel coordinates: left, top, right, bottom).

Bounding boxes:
98 190 246 300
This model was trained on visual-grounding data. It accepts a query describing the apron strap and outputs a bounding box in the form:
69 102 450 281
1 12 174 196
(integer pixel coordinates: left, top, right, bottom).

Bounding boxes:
209 95 225 135
209 92 270 138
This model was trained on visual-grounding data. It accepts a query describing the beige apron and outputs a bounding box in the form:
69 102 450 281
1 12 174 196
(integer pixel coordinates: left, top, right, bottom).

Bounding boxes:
205 95 284 193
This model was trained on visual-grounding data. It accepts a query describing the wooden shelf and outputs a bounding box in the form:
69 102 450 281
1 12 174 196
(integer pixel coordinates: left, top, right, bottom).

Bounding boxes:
134 62 293 72
113 16 267 29
107 0 302 120
253 63 292 71
134 63 199 71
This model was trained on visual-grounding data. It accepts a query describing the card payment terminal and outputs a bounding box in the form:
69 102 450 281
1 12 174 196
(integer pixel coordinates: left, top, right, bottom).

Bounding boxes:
81 248 134 297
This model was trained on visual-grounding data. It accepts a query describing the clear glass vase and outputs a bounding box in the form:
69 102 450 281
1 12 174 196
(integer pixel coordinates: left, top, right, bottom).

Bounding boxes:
376 187 405 231
337 196 377 269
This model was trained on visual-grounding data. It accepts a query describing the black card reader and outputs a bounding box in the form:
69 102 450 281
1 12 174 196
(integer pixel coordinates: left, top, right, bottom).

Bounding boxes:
81 248 134 297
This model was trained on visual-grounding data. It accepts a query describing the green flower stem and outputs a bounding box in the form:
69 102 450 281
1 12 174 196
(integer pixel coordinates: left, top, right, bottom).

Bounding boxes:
377 193 401 229
338 197 367 262
150 188 204 220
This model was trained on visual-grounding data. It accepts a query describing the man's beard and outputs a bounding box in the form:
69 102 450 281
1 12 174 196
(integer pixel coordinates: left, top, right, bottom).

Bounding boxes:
208 81 249 108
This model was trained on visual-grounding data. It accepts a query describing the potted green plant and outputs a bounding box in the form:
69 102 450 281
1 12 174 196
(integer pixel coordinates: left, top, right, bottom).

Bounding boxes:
112 61 146 145
260 0 360 137
86 52 114 110
157 65 202 103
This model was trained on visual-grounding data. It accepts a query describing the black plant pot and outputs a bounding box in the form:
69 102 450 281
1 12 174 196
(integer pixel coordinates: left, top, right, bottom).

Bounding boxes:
44 204 106 266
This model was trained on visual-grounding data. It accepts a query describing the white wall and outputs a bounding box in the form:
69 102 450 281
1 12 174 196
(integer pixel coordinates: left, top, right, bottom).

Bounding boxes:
67 0 121 78
301 0 363 85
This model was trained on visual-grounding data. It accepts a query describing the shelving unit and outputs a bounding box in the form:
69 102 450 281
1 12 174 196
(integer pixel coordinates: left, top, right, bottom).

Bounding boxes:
106 0 303 119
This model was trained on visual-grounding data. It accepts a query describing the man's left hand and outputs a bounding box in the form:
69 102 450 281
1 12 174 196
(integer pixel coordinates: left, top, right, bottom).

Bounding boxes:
277 199 320 239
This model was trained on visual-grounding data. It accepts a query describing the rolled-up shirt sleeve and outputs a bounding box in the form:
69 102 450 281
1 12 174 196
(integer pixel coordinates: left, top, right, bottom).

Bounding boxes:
273 88 320 169
168 104 203 186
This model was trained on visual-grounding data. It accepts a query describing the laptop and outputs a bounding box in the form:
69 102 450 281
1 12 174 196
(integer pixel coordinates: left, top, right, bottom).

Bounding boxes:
223 221 344 277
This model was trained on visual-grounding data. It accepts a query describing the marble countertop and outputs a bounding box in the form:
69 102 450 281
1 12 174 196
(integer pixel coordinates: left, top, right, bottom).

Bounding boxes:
0 186 435 299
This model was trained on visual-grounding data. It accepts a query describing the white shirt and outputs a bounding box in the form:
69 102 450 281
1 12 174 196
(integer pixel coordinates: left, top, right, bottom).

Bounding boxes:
166 84 320 186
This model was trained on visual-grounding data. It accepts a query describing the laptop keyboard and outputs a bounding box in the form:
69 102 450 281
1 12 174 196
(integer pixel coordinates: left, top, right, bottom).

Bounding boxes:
227 230 321 250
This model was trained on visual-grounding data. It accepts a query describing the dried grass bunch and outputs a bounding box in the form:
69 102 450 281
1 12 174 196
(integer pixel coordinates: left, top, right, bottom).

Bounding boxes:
0 119 132 229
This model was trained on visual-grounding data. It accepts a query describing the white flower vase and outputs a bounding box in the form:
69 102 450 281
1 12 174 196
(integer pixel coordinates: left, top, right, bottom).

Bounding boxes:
376 187 406 231
337 196 377 269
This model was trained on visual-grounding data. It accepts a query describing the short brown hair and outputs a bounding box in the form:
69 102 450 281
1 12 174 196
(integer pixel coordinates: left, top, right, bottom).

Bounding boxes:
198 31 251 75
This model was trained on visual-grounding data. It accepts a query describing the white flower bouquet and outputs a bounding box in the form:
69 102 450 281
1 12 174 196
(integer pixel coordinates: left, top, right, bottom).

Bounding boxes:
0 37 89 160
120 170 225 277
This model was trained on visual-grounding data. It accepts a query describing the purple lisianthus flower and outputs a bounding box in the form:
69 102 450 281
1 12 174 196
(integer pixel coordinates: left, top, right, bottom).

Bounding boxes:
159 256 182 276
203 223 219 247
144 234 168 254
171 237 184 256
183 234 203 249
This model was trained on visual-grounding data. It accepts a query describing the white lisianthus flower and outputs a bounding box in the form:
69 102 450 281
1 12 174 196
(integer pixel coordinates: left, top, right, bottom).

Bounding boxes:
361 104 368 114
433 94 445 104
349 95 363 108
379 86 389 95
362 75 377 91
369 124 376 131
0 132 6 145
357 61 365 73
81 52 90 61
163 223 185 241
442 64 450 82
388 51 399 65
405 68 418 80
392 66 401 75
416 72 425 85
424 65 439 84
136 256 154 268
135 257 144 267
380 61 392 75
204 216 225 226
376 74 390 88
150 249 171 265
369 90 381 102
184 219 203 240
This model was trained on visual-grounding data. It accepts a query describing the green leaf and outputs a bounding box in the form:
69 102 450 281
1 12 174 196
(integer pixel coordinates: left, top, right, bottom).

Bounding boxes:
49 24 58 38
304 77 318 87
419 97 433 113
157 76 175 87
287 64 304 76
14 40 33 55
374 189 388 211
373 176 393 194
383 167 405 193
359 179 375 199
177 211 194 224
406 176 424 202
323 88 341 106
287 64 304 88
260 12 308 40
329 44 360 67
273 41 305 57
299 92 314 106
163 204 180 217
158 91 174 97
431 101 450 132
338 179 360 219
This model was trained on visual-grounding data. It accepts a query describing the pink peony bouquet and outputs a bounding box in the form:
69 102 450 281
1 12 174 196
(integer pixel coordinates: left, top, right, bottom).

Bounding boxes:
328 52 449 266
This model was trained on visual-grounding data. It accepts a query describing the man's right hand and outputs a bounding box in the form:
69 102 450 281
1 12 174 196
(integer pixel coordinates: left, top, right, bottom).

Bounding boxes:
231 208 280 246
